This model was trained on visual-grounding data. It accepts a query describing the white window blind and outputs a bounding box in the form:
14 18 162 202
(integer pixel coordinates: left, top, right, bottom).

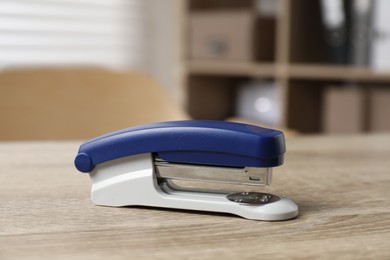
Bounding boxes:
0 0 150 70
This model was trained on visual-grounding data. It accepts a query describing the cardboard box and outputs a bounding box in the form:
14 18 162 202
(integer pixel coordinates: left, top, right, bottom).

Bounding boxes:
322 86 366 134
189 11 255 61
368 88 390 132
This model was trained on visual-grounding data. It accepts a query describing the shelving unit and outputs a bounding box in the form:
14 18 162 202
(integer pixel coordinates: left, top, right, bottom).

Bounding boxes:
180 0 390 133
188 61 277 77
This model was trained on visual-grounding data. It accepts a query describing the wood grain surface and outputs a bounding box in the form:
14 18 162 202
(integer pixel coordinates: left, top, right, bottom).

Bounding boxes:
1 135 390 259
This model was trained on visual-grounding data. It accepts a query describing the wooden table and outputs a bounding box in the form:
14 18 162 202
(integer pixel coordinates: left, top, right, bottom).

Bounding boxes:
1 135 390 259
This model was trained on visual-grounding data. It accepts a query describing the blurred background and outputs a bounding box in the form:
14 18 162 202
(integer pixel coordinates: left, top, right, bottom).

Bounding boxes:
1 0 390 140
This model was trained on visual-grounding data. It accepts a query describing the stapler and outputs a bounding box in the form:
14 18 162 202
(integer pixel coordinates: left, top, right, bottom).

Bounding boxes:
74 120 298 221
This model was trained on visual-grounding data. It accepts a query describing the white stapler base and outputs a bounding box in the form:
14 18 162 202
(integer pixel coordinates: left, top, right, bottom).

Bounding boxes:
89 154 298 221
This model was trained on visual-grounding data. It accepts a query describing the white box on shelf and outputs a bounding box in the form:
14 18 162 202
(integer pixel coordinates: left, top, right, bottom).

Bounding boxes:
236 80 282 127
371 0 390 71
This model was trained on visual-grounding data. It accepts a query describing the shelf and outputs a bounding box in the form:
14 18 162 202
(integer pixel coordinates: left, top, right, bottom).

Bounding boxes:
187 60 277 77
183 0 390 133
187 61 390 83
288 64 390 83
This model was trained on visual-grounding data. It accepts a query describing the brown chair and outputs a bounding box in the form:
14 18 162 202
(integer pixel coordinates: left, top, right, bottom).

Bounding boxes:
0 68 188 140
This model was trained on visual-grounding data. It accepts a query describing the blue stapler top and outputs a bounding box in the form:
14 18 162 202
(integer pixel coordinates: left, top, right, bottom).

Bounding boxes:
74 120 285 173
